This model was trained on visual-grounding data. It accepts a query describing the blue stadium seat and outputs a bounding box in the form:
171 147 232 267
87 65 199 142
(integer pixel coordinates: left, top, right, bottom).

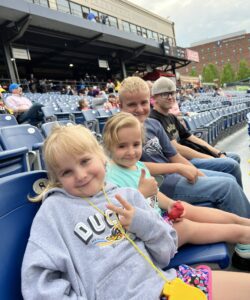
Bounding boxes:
41 120 75 137
82 109 100 133
165 243 230 270
0 124 44 170
0 146 29 178
0 114 18 127
0 171 47 300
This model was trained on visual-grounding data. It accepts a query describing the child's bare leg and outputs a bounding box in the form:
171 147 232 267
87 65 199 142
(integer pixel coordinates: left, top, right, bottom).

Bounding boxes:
182 201 250 226
212 271 250 300
173 218 250 247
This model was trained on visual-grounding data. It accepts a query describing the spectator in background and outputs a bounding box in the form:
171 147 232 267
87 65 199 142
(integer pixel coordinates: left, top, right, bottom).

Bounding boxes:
106 79 115 93
87 11 97 22
101 14 109 25
4 83 44 126
77 98 89 111
0 91 11 114
114 78 121 93
103 93 119 110
0 84 6 93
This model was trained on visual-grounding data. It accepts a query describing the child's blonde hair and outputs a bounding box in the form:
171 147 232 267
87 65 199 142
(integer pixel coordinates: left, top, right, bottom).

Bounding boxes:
102 112 144 156
119 76 149 104
31 124 106 201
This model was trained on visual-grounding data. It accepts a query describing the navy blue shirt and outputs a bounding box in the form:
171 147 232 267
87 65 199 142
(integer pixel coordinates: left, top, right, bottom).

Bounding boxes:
141 118 181 198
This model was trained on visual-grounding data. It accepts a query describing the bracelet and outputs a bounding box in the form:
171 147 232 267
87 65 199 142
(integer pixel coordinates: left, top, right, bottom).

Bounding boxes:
217 151 226 157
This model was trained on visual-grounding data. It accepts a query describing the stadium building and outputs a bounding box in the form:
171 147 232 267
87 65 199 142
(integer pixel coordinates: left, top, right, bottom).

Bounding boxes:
0 0 195 82
181 30 250 76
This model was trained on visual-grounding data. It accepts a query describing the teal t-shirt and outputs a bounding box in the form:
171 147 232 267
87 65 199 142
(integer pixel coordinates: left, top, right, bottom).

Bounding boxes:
106 161 161 215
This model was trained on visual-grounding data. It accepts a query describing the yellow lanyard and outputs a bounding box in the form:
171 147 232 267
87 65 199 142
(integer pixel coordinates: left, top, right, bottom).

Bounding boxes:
83 188 207 300
83 187 169 282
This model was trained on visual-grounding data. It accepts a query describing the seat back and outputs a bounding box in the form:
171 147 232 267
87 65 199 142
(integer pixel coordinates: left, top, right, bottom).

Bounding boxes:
41 120 75 137
0 125 45 170
82 110 100 133
0 124 44 151
0 147 29 178
0 114 18 127
0 171 48 300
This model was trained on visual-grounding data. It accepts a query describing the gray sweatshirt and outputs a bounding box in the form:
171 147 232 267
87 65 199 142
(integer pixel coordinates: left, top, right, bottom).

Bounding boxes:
22 183 178 300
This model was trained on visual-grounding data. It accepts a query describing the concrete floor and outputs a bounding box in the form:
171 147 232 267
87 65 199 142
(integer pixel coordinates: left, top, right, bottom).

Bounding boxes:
215 125 250 200
214 125 250 272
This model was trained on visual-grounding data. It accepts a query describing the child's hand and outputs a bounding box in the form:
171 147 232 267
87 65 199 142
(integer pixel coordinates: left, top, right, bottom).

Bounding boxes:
138 169 158 198
106 194 135 230
168 201 185 222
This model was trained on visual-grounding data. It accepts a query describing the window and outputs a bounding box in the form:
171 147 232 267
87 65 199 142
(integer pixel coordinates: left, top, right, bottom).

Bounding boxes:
147 29 153 39
158 34 164 42
152 31 158 41
122 21 130 32
141 28 147 38
34 0 49 6
130 24 137 34
108 16 118 28
137 26 142 36
168 37 174 46
69 2 82 17
82 6 89 19
56 0 70 13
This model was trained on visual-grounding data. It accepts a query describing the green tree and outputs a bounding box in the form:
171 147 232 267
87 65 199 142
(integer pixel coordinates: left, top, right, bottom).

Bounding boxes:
189 68 197 76
207 63 220 81
202 66 213 82
221 63 235 85
202 63 220 83
237 59 250 80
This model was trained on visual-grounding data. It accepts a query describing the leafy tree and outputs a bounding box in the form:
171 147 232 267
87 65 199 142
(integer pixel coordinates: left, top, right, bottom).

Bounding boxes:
237 59 250 80
207 63 220 81
202 66 213 82
202 63 220 83
221 63 235 84
189 68 197 76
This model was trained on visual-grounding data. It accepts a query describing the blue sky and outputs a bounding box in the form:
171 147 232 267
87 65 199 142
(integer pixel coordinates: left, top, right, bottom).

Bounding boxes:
129 0 250 47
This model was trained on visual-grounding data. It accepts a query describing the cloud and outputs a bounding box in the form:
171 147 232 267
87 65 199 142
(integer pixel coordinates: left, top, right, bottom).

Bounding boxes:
128 0 250 47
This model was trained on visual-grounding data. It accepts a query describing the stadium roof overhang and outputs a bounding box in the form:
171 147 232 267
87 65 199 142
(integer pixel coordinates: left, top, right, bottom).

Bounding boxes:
0 1 190 79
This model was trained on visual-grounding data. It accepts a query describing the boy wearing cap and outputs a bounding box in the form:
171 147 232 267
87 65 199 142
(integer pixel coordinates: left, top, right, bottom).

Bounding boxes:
5 83 43 126
150 77 242 187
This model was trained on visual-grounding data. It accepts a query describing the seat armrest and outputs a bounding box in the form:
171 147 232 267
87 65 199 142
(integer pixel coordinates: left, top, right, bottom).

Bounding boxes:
0 147 28 159
32 142 44 151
